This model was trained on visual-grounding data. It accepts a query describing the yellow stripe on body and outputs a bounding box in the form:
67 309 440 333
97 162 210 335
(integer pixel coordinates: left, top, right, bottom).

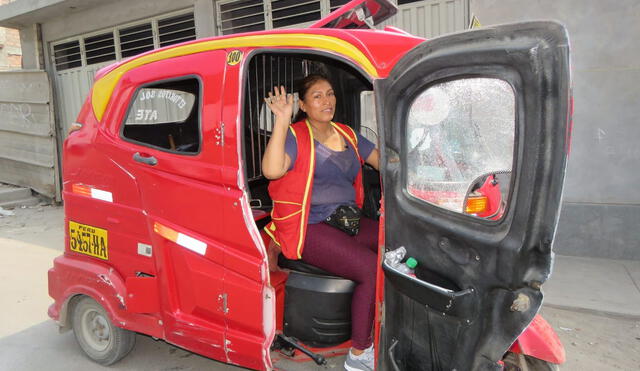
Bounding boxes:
92 34 379 121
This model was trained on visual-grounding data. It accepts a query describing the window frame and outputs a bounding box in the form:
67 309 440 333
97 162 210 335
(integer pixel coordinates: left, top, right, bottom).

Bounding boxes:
119 74 204 156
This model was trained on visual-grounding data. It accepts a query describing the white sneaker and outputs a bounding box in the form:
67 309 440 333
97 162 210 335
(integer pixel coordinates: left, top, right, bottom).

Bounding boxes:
344 346 375 371
363 343 374 357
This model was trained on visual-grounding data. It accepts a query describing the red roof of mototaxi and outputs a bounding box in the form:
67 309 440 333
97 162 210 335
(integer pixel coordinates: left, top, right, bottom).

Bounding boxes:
93 27 425 82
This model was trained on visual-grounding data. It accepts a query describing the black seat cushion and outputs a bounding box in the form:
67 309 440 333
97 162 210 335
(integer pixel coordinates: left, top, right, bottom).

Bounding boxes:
277 253 340 278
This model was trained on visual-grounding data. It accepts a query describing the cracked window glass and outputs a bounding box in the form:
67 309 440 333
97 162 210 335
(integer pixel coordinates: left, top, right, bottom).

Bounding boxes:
406 78 515 219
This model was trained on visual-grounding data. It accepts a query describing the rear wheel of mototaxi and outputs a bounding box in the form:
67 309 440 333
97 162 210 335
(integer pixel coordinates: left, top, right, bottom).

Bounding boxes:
503 352 560 371
71 296 136 365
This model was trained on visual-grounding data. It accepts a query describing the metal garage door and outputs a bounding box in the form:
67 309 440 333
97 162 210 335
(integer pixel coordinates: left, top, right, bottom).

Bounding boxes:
381 0 469 38
216 0 468 38
51 10 197 137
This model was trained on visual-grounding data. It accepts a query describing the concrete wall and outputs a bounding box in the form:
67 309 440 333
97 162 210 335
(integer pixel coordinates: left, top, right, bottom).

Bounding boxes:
470 0 640 259
0 71 57 198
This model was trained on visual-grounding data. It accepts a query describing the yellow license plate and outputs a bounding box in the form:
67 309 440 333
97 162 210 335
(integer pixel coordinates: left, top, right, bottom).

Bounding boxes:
69 221 109 260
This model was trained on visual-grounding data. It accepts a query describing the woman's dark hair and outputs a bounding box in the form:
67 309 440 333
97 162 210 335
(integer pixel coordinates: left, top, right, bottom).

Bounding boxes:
293 73 332 122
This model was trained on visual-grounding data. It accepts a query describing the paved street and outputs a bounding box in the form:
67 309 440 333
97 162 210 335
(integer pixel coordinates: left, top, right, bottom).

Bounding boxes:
0 205 638 370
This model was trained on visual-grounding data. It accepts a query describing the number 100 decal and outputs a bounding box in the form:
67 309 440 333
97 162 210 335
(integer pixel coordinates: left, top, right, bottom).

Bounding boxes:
69 221 109 260
227 50 243 66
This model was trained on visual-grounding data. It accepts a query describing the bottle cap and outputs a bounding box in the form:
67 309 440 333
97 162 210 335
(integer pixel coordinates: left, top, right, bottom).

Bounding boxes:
405 257 418 269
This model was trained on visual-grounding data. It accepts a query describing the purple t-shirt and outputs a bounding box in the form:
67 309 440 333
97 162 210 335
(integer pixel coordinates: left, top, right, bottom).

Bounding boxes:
285 128 375 224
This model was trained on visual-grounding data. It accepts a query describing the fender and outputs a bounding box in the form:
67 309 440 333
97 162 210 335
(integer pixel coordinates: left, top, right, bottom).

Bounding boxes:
48 255 163 338
508 314 565 364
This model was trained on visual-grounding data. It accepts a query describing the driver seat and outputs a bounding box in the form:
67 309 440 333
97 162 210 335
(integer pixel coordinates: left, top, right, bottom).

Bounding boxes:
278 254 355 347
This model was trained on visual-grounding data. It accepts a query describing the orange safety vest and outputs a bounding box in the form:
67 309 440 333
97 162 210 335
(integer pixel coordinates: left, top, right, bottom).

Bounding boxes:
264 120 364 260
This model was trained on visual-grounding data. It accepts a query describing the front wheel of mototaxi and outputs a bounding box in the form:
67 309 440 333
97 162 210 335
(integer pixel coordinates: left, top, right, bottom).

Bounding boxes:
71 296 136 365
503 352 560 371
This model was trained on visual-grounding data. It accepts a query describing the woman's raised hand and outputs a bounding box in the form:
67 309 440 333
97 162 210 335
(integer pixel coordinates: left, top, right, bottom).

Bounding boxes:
262 86 294 179
265 85 294 123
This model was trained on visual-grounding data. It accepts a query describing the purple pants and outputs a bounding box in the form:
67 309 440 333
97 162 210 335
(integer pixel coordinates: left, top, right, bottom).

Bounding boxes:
301 217 379 350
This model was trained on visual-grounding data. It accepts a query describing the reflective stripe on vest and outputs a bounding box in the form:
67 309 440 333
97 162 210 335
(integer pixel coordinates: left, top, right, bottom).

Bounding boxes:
264 120 363 259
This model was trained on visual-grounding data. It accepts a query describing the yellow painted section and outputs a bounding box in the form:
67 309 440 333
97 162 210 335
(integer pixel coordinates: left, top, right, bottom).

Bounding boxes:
91 34 380 120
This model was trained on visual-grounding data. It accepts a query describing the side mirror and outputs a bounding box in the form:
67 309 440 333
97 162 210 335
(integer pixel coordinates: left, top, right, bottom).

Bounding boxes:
463 171 511 220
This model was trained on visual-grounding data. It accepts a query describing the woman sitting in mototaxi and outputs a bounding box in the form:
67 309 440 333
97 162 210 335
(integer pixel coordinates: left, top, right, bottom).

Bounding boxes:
262 74 380 371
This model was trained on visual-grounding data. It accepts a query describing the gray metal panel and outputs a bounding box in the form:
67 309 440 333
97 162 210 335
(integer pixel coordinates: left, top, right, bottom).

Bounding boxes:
381 0 469 38
54 62 110 137
0 71 57 198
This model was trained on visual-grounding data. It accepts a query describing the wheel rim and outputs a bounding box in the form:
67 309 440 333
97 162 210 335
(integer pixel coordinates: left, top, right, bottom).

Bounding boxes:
80 308 111 352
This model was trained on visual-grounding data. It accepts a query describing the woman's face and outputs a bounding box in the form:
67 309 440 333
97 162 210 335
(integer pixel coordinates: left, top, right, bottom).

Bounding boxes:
299 79 336 124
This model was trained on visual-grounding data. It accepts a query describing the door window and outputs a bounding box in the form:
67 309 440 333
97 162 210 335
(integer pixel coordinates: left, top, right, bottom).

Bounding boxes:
122 78 200 153
406 78 515 219
359 90 378 146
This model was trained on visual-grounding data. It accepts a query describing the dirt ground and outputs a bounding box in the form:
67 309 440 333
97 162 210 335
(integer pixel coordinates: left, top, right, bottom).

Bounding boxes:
540 306 640 370
0 204 639 370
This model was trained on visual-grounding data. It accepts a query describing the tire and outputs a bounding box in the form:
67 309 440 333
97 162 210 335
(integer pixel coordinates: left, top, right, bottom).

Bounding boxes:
71 296 136 365
503 352 560 371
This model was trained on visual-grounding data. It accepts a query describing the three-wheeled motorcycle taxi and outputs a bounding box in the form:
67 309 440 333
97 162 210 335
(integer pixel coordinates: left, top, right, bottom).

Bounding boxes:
48 0 571 369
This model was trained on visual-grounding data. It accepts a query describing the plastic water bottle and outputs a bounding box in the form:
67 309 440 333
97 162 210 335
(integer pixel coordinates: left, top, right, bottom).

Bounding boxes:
384 246 406 268
396 257 418 277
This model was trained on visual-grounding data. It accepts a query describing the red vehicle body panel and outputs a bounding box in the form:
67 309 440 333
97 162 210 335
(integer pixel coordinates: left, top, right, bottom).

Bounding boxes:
508 314 566 364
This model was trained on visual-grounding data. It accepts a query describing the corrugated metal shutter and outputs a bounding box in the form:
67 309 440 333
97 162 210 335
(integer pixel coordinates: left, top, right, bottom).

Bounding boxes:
216 0 326 34
54 62 110 135
84 32 116 65
158 13 197 47
119 23 155 58
271 0 322 28
329 0 350 11
215 1 468 37
52 40 81 71
381 0 469 38
218 0 267 35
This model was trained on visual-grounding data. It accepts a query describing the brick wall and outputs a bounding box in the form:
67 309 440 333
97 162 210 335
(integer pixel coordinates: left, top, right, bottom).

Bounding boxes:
0 0 21 70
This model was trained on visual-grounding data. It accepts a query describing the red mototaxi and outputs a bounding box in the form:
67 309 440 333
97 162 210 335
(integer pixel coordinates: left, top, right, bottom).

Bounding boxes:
47 1 571 369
